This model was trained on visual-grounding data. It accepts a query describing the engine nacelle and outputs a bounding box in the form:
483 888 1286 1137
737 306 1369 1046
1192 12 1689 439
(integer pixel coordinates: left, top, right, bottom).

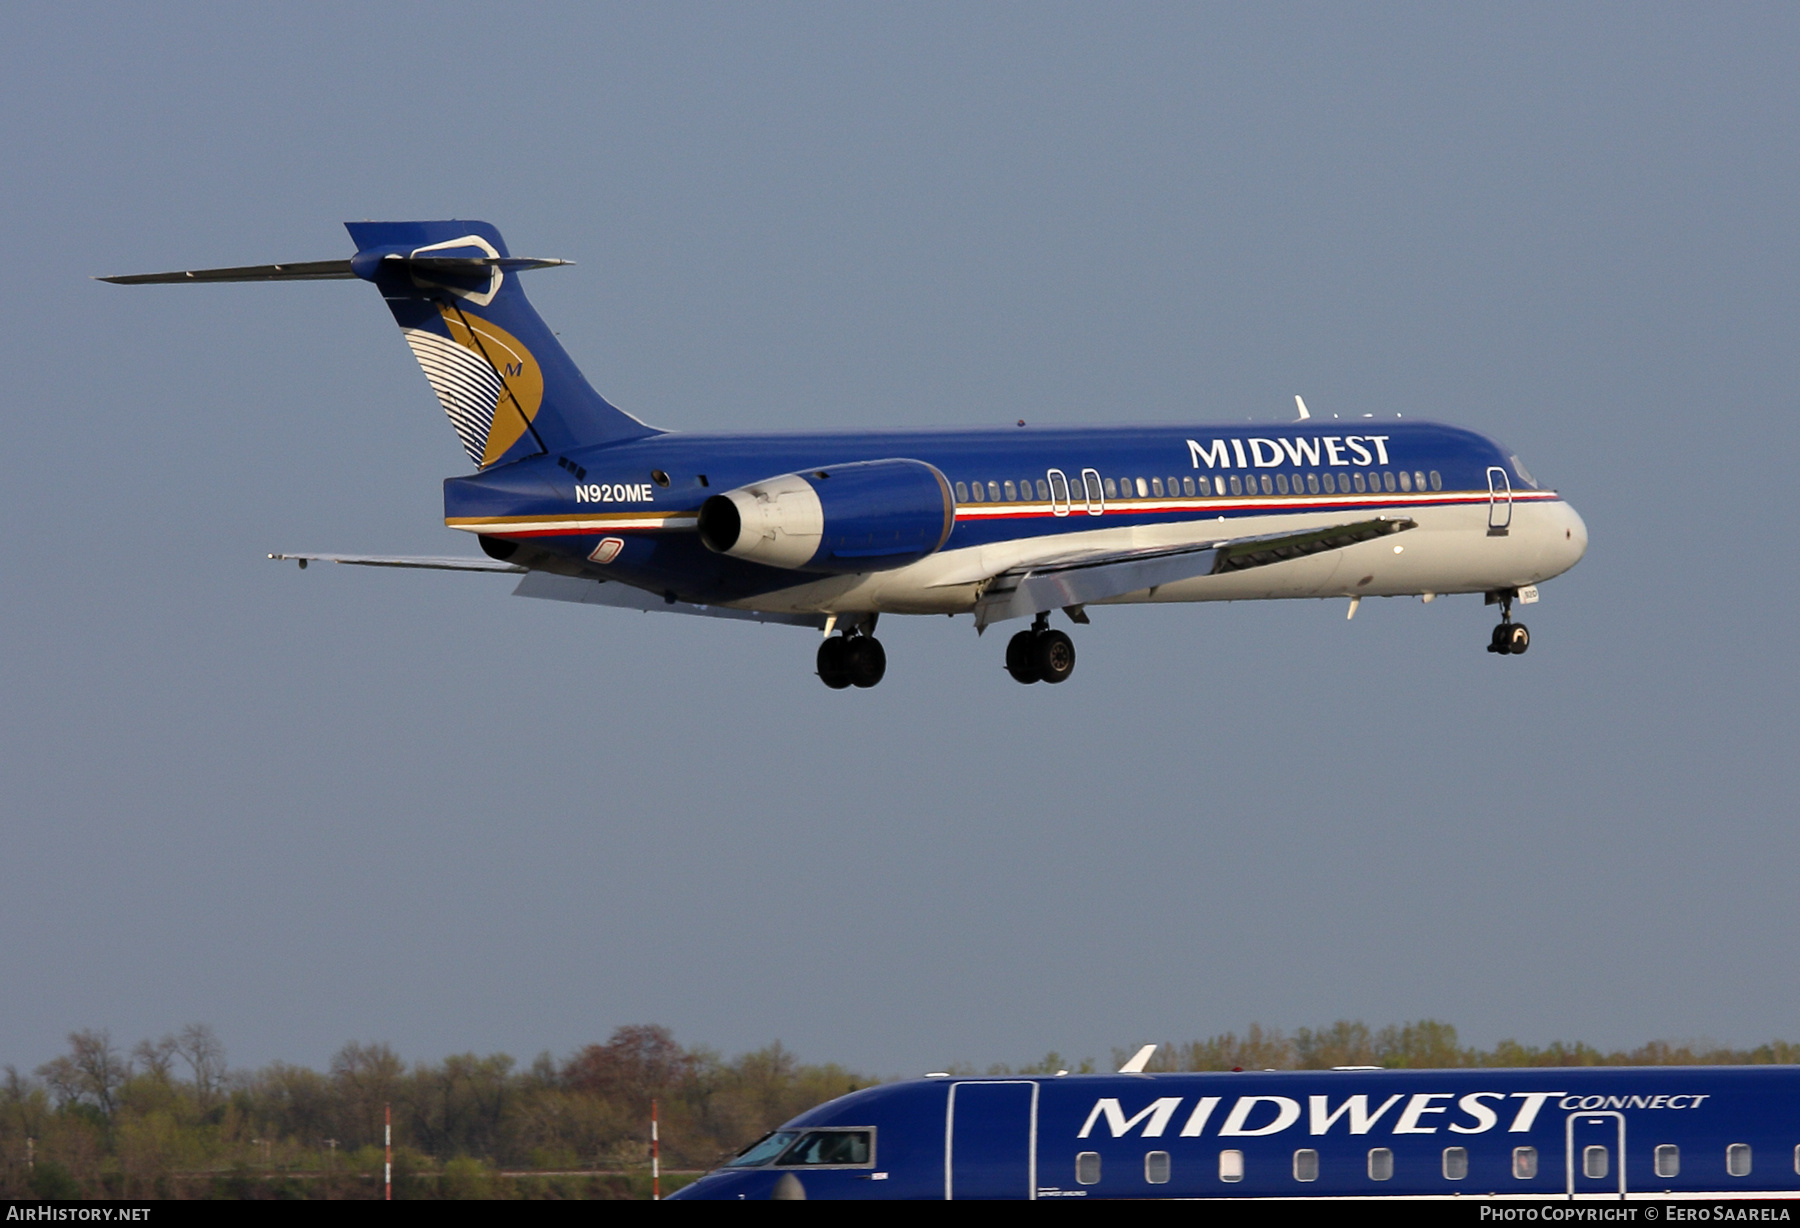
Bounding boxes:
697 458 955 573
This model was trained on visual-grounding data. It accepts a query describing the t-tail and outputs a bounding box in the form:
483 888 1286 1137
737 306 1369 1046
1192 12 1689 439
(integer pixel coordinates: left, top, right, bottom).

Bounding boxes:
99 220 660 466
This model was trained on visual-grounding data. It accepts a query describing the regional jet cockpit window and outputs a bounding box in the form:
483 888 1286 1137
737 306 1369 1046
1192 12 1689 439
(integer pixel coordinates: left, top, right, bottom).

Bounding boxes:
774 1129 873 1167
726 1131 800 1167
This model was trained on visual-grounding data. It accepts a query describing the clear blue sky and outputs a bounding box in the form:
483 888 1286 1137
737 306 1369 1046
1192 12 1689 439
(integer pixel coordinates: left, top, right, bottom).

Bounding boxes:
1 3 1795 1077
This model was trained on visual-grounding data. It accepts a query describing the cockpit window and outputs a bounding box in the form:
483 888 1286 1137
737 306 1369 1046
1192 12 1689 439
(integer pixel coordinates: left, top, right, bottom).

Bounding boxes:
1509 455 1539 489
777 1129 873 1167
726 1131 799 1167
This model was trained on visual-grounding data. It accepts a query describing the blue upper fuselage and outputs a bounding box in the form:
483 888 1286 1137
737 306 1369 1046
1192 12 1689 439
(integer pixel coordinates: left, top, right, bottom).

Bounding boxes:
445 419 1543 604
671 1066 1800 1200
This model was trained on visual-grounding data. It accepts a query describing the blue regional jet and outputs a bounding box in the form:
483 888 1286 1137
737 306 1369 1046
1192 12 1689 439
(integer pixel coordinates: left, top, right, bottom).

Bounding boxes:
103 221 1587 687
667 1052 1800 1200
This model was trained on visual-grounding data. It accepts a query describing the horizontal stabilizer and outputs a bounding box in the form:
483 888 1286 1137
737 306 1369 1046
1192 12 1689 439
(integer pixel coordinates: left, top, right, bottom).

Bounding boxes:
513 572 827 628
269 552 525 572
98 260 358 284
974 516 1414 628
98 254 570 285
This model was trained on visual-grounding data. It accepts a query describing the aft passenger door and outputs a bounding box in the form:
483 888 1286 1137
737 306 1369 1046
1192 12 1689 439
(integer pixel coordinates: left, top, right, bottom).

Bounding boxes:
1565 1110 1626 1199
1487 466 1513 535
1047 470 1071 517
946 1081 1038 1200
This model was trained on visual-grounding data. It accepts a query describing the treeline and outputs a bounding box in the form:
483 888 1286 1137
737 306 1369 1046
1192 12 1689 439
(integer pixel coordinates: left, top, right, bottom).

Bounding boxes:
3 1020 1795 1199
1102 1020 1800 1074
0 1024 865 1199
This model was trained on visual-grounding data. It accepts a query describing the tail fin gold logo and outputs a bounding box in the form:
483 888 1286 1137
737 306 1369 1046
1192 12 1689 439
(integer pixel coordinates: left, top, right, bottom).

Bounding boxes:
403 307 543 467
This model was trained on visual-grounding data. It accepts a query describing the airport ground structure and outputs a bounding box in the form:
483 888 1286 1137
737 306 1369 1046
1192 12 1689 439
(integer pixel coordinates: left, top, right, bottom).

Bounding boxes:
2 1022 1794 1200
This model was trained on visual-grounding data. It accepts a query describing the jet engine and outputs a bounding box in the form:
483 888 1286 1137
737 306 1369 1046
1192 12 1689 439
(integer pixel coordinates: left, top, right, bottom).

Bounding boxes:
697 458 955 573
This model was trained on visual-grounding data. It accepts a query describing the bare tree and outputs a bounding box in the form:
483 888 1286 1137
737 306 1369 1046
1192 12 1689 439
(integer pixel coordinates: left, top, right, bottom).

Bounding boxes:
174 1024 227 1108
35 1031 130 1115
133 1036 179 1082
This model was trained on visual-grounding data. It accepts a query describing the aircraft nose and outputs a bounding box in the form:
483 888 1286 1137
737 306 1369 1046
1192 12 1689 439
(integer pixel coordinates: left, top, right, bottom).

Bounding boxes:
1553 501 1588 572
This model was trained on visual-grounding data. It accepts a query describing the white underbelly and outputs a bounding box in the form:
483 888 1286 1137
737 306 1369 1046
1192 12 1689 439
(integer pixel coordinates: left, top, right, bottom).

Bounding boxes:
724 498 1584 616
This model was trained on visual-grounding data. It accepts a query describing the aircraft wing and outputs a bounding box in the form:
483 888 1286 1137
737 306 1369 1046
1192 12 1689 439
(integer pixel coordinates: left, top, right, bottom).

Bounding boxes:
269 552 526 572
511 572 828 628
269 552 826 628
973 515 1415 629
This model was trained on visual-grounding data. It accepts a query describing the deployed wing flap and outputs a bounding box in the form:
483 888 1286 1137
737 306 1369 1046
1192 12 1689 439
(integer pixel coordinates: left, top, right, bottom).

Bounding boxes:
269 552 525 572
512 572 827 628
974 516 1414 628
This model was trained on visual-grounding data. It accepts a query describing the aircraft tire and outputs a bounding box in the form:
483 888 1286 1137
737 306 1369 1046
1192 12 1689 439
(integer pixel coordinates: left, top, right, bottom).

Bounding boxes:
846 636 887 688
817 637 852 688
1505 623 1530 655
1033 629 1076 684
1005 630 1042 684
1487 623 1510 655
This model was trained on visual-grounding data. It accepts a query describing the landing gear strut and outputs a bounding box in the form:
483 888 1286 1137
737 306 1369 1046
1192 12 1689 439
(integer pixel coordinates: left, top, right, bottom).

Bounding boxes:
817 617 886 689
1006 614 1076 685
1486 591 1530 656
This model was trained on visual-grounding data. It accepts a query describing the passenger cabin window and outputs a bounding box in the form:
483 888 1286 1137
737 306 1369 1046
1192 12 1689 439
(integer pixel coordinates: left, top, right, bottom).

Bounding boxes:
1259 474 1272 494
1019 476 1032 498
1003 480 1017 501
1197 476 1211 496
1182 476 1196 497
1275 474 1289 495
1728 1143 1752 1177
1229 475 1243 495
1151 477 1164 497
1036 479 1049 500
1293 1149 1318 1182
778 1130 872 1167
987 481 1000 501
1218 1150 1244 1182
1430 470 1443 491
1103 477 1117 498
1442 1147 1468 1180
954 482 968 502
1368 1148 1393 1181
1076 1151 1100 1185
969 482 984 502
1655 1145 1680 1178
1353 473 1366 493
1414 470 1427 491
1584 1146 1609 1179
1794 1143 1799 1174
1513 1147 1538 1179
1383 471 1397 492
1145 1151 1170 1184
1135 477 1147 497
1398 470 1412 492
1307 473 1321 494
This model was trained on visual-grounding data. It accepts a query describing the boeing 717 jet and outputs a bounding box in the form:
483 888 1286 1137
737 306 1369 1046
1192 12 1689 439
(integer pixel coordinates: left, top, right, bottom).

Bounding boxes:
103 220 1587 688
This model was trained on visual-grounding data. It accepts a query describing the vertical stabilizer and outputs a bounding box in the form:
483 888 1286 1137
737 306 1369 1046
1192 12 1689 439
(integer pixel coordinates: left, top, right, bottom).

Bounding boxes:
345 221 659 466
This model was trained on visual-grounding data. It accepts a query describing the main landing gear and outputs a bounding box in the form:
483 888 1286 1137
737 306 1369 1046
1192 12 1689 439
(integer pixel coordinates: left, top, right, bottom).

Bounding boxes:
817 617 886 689
1006 614 1076 685
1486 591 1530 656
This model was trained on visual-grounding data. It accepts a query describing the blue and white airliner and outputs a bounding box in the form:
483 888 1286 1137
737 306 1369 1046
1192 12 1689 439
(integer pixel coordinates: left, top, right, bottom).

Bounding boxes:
103 220 1587 687
668 1050 1800 1200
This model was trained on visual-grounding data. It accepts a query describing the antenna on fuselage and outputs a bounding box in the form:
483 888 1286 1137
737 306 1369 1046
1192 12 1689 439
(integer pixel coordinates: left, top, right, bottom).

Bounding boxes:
1295 395 1311 421
1118 1044 1158 1073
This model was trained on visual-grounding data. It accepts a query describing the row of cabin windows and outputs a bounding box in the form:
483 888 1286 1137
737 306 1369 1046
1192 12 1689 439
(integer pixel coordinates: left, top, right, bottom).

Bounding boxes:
953 470 1443 505
1070 1142 1795 1185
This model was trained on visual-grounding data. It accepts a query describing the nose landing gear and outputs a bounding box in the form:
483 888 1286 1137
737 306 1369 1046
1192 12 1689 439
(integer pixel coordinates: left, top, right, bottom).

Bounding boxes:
1486 591 1530 656
1006 614 1076 684
817 617 886 689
